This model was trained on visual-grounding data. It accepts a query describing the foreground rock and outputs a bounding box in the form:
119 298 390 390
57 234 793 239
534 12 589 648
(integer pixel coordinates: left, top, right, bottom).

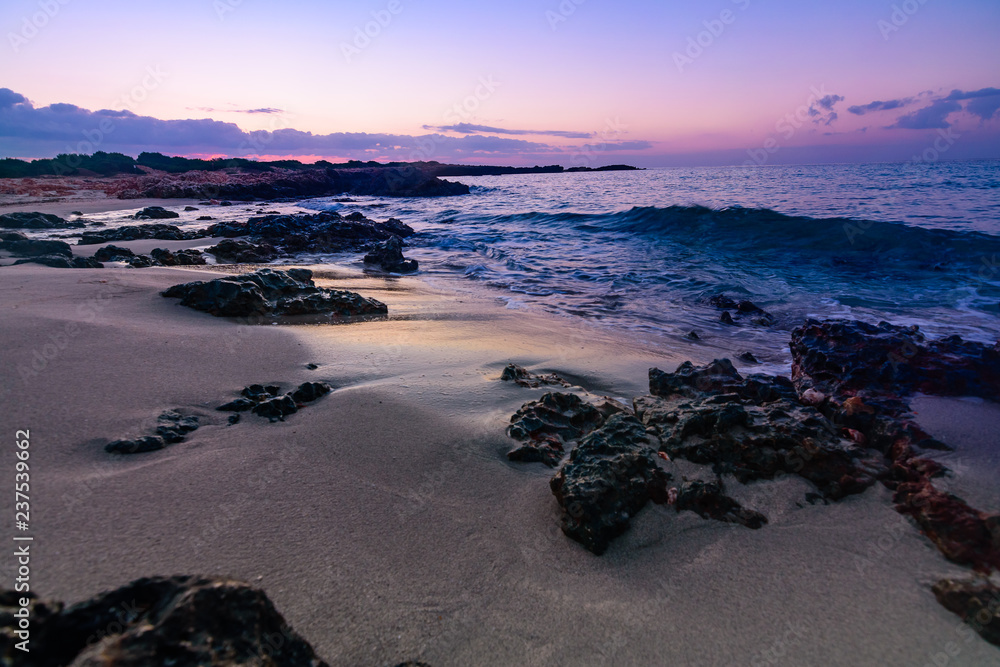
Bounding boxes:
0 211 84 229
363 235 418 273
205 211 414 256
0 239 72 257
79 224 203 245
932 579 1000 646
162 268 387 321
549 414 670 554
217 381 332 422
500 363 570 389
506 392 606 466
106 411 200 454
0 576 329 666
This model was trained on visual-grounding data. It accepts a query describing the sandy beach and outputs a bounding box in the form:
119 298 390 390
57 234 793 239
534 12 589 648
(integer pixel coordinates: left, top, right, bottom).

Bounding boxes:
3 231 999 665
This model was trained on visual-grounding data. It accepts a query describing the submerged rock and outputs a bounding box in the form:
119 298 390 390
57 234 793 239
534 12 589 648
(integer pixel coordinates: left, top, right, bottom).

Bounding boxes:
709 295 776 326
549 414 670 554
0 211 84 229
133 205 180 220
932 579 1000 646
500 363 570 389
162 268 387 321
363 235 418 273
0 576 329 666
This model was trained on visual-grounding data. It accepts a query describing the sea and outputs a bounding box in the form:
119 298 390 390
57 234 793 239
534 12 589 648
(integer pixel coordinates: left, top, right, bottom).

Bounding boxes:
79 160 1000 369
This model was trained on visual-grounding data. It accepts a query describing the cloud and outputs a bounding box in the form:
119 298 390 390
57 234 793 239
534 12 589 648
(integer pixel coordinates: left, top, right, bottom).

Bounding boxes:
0 89 655 163
808 94 843 126
847 98 913 115
422 122 594 139
889 99 962 129
944 87 1000 121
188 106 286 114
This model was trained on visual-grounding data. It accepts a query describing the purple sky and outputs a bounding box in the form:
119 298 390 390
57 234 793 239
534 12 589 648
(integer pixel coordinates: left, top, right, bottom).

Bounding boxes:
1 0 999 166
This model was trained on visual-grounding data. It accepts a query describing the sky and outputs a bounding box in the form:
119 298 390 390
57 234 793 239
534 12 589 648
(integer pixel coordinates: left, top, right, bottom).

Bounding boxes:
1 0 999 167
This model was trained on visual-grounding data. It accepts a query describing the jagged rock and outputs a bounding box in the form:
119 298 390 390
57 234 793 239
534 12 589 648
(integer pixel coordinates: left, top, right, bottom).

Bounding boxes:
500 363 570 388
94 244 136 261
243 384 282 401
133 206 180 220
720 311 735 325
13 255 103 269
126 255 157 269
207 238 280 263
0 211 84 229
253 395 299 422
737 352 759 364
710 295 775 326
161 268 387 320
150 247 206 266
0 576 329 666
155 411 200 444
217 382 331 422
218 397 256 412
674 479 767 528
0 231 28 241
506 392 606 465
549 414 670 554
363 235 418 273
105 435 166 454
791 319 1000 402
648 359 797 404
79 224 203 245
684 331 701 341
0 239 72 257
290 381 333 403
932 579 1000 646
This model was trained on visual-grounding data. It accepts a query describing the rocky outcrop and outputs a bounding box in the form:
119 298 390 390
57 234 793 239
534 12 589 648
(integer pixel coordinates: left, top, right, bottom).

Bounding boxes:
79 224 203 245
216 382 333 422
1 239 72 257
708 295 776 326
106 411 201 454
93 245 135 261
161 268 387 321
0 211 84 229
0 576 330 666
204 211 414 256
150 247 206 266
207 238 280 264
932 579 1000 646
506 392 605 467
500 363 570 389
549 414 671 554
363 235 418 273
12 255 103 269
133 206 180 220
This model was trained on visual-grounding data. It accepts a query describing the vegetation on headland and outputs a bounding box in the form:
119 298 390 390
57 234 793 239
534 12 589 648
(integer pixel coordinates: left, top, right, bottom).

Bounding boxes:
0 151 642 179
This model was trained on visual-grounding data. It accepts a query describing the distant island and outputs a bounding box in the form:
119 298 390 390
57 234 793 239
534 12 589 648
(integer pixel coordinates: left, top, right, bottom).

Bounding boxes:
0 152 643 200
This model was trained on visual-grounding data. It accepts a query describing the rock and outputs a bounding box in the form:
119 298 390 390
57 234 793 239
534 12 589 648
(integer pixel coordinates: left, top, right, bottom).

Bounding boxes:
218 397 257 412
243 384 282 400
0 211 83 229
0 575 330 666
70 210 83 216
674 479 767 528
207 238 280 263
932 579 1000 646
290 381 333 403
105 435 166 454
126 254 158 268
737 351 759 364
549 414 670 554
162 268 388 321
0 231 28 241
133 206 180 220
197 215 214 220
363 235 418 273
506 392 607 467
710 295 775 326
0 239 73 257
13 254 104 269
184 206 199 211
79 224 203 245
94 244 136 261
648 359 797 404
253 394 299 421
720 311 735 325
684 331 701 341
155 410 200 444
500 363 570 389
708 295 738 310
150 247 206 266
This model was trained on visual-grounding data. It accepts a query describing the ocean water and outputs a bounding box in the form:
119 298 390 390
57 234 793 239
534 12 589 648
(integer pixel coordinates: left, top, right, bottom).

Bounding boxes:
64 160 1000 368
298 160 1000 365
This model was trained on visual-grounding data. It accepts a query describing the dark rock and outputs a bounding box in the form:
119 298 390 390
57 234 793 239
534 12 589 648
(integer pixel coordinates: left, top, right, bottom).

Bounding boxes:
150 247 206 266
306 363 320 370
155 411 199 444
13 254 103 269
674 479 767 528
242 384 282 400
208 238 280 263
70 210 83 216
0 239 72 257
0 211 83 229
126 254 158 269
252 394 299 422
0 575 330 666
196 215 214 220
0 231 28 241
549 414 670 554
737 351 759 364
184 206 199 211
363 235 418 273
228 414 241 425
648 359 797 404
683 331 700 341
162 268 388 321
506 392 607 467
217 397 257 412
290 381 333 403
932 579 1000 646
710 295 775 326
133 206 180 220
79 224 203 245
94 244 136 261
708 295 738 310
720 311 735 325
105 435 166 454
500 363 570 389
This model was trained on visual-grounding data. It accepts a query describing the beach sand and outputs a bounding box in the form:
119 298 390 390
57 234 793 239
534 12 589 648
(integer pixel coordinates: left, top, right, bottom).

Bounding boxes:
3 246 1000 665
